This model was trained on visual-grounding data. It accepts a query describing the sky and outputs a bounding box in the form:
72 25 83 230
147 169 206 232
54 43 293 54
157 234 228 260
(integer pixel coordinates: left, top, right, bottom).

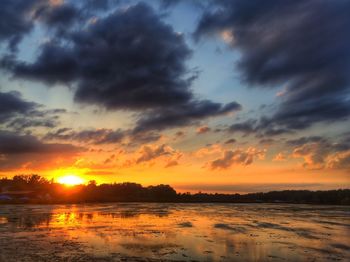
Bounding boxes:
0 0 349 193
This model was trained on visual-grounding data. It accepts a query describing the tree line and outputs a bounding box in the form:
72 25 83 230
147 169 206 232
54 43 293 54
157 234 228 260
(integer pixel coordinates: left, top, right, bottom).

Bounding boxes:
0 175 349 205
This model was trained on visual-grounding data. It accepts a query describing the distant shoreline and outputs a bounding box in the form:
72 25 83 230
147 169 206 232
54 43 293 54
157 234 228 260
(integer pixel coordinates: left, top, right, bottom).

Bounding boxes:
1 190 350 206
1 175 349 205
1 200 350 206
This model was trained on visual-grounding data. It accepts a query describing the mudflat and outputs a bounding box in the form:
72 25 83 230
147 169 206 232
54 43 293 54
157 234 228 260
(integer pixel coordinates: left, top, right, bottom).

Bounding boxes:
0 203 349 261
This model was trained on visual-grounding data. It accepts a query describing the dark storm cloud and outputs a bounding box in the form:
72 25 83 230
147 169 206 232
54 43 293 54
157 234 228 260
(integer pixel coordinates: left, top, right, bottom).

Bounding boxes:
227 118 296 138
134 100 241 132
34 2 81 31
83 0 112 10
259 138 275 146
286 136 326 147
6 118 57 129
126 131 162 146
0 91 37 122
44 128 125 145
0 91 66 130
0 0 43 51
195 0 350 130
262 127 291 137
159 0 207 9
0 0 81 51
3 2 241 131
45 127 161 146
0 130 84 171
0 130 82 155
228 119 256 136
81 0 133 11
9 3 193 110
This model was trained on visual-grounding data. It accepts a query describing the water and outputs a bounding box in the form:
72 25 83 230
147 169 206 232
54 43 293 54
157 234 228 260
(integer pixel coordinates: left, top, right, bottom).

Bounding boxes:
0 203 349 261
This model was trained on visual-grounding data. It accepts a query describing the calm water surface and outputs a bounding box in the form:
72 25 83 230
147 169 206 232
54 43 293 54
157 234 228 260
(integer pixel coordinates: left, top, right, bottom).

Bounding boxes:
0 203 349 261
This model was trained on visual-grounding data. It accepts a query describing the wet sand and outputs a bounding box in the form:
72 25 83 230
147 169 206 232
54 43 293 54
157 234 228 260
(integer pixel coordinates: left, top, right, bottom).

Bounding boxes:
0 203 349 261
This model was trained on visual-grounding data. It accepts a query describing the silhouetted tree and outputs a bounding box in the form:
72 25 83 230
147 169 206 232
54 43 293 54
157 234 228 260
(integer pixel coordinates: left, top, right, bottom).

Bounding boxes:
0 175 349 205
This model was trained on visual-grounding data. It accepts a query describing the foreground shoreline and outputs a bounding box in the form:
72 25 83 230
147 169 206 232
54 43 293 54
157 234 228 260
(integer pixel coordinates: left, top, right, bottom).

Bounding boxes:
0 203 349 261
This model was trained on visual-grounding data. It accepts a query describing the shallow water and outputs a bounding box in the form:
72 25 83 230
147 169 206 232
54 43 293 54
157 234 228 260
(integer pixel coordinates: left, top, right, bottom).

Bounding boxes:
0 203 349 261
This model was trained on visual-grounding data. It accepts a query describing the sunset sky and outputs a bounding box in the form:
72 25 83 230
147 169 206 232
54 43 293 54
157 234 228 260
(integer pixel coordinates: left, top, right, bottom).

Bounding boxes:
0 0 349 193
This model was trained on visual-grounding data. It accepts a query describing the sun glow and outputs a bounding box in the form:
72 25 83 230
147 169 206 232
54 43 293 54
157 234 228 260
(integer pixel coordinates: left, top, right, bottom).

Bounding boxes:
58 175 84 186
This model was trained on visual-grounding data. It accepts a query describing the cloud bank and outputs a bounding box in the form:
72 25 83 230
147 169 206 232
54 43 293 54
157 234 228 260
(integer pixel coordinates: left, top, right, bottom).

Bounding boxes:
195 0 350 131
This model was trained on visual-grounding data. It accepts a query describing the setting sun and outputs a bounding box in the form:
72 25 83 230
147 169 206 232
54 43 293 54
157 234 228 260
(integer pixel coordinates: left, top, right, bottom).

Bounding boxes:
58 175 84 186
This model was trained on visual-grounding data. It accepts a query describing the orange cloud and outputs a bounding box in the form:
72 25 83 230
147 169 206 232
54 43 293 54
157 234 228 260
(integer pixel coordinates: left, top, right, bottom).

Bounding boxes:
209 147 266 169
193 144 222 158
292 143 329 169
273 152 287 161
327 151 350 170
196 126 211 134
132 144 182 168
